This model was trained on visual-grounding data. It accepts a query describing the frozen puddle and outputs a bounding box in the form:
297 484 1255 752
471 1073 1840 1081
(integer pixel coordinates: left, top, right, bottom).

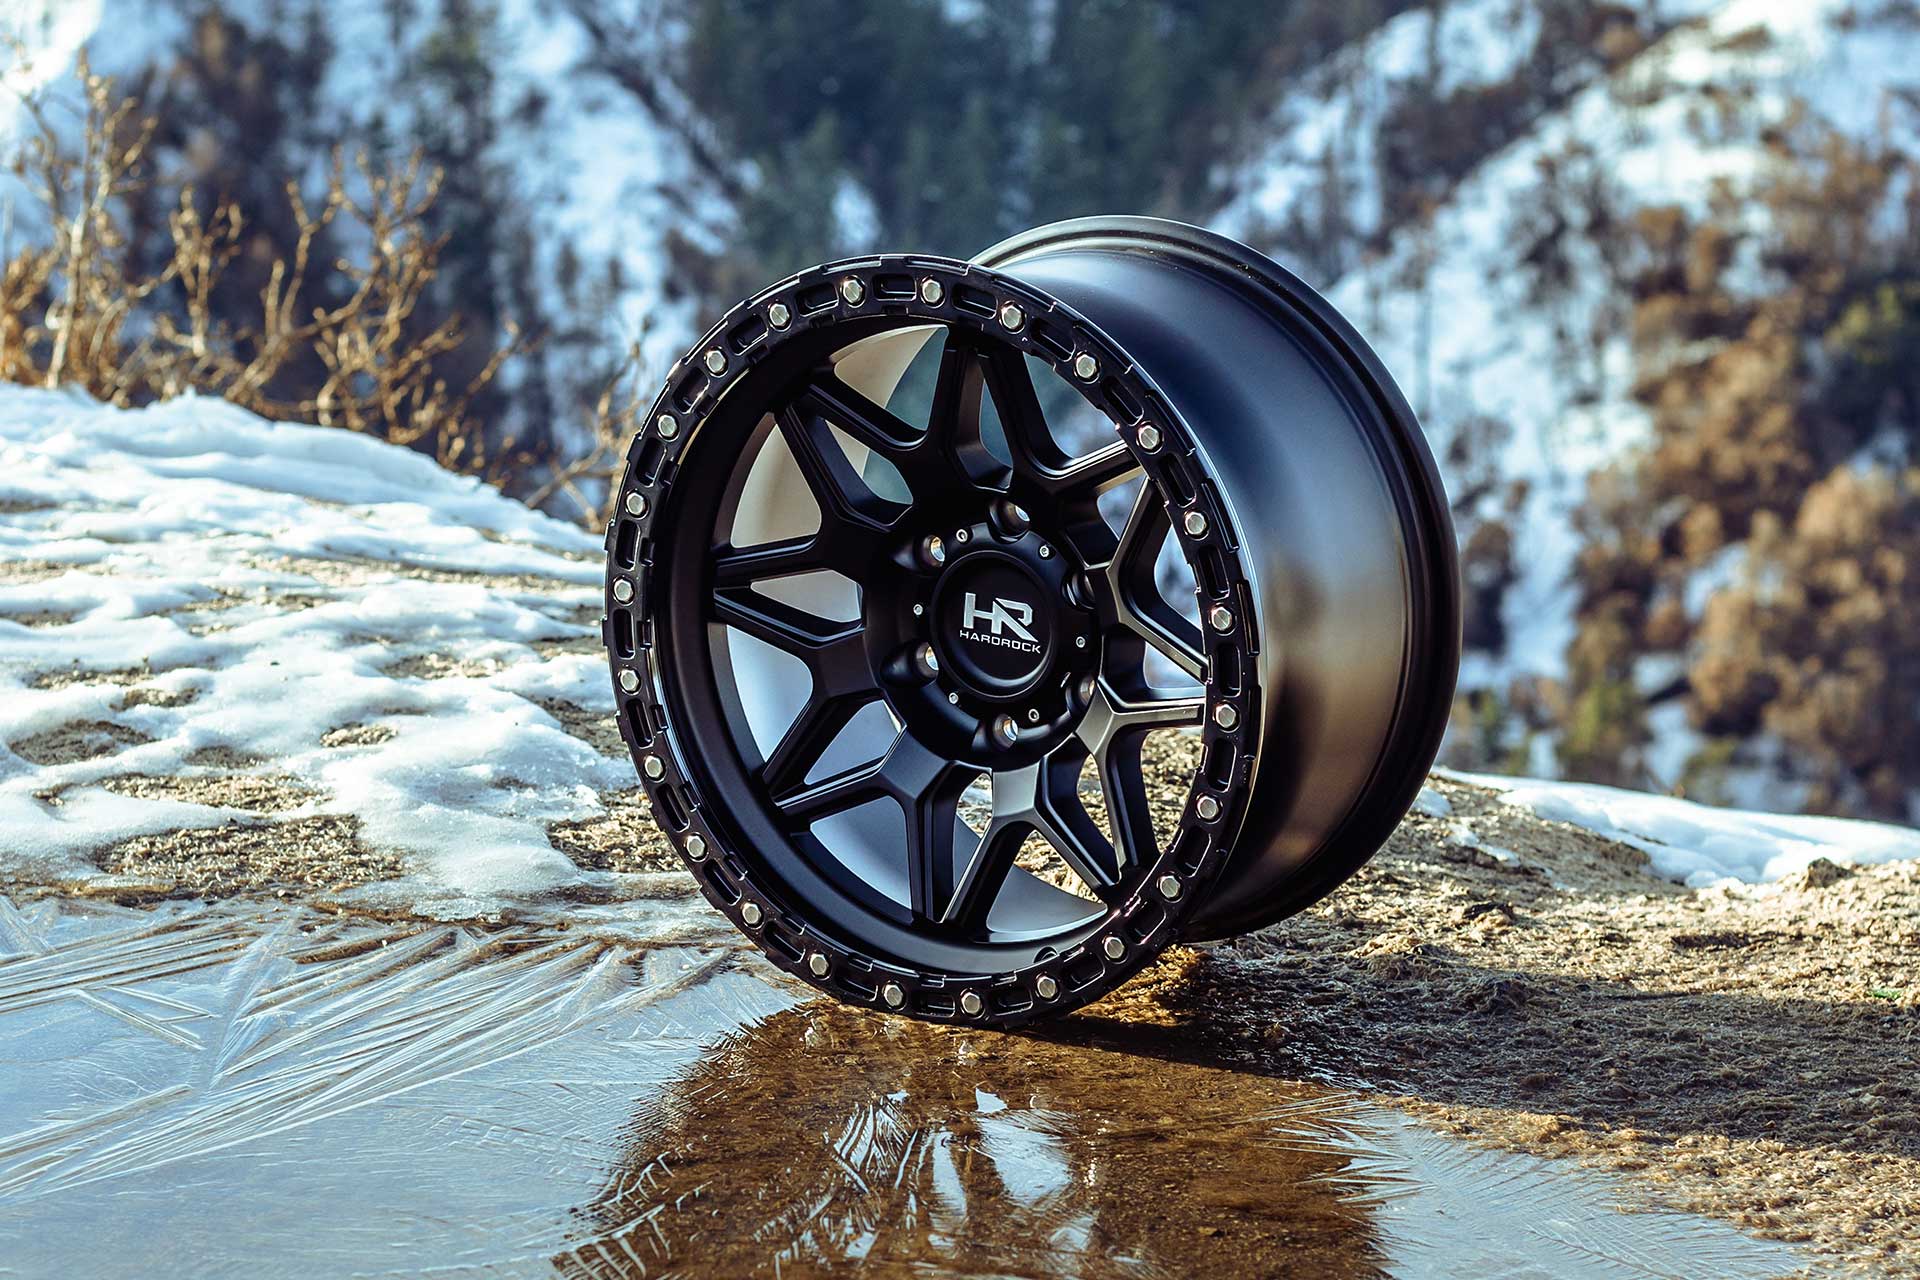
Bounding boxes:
0 896 1800 1279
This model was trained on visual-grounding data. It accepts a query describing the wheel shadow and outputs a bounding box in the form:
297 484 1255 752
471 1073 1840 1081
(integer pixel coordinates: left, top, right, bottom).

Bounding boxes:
1046 941 1920 1166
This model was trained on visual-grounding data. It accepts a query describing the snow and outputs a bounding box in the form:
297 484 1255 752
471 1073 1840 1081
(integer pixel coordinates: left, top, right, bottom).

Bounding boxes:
1448 769 1920 887
1215 0 1920 767
2 0 716 449
0 386 722 936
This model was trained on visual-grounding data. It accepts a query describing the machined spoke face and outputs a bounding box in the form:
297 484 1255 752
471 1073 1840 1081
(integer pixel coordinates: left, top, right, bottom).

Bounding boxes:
1077 677 1204 868
712 585 860 655
797 374 960 502
1099 483 1207 684
712 536 822 588
995 753 1119 887
775 404 904 534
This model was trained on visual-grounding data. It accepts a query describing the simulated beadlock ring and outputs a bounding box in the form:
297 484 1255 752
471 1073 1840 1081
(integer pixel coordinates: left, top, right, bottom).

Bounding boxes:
602 217 1459 1026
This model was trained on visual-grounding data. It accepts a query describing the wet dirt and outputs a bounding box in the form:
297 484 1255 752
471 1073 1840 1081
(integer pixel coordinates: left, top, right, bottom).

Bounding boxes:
0 894 1801 1279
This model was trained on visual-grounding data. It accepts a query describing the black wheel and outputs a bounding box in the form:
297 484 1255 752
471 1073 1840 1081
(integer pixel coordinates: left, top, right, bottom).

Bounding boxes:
603 217 1459 1025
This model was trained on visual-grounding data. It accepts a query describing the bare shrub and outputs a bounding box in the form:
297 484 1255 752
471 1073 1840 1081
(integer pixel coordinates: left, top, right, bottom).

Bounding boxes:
2 58 644 514
1565 119 1920 816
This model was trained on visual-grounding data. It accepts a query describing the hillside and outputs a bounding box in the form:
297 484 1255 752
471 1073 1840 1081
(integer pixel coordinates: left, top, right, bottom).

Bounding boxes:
3 388 1920 1272
4 1 1920 805
1236 0 1920 810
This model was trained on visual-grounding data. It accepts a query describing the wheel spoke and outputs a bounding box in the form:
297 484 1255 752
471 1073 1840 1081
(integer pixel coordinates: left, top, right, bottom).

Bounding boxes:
760 685 883 798
713 586 858 654
1098 483 1207 682
983 753 1119 902
927 335 1004 487
712 536 823 588
1075 677 1202 867
941 819 1022 929
870 734 976 923
978 347 1141 506
773 758 888 823
979 345 1069 484
1053 441 1140 497
800 374 921 459
776 405 900 533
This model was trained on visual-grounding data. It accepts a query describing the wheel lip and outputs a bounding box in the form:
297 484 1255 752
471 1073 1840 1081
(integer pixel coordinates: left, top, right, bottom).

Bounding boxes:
980 217 1462 936
603 251 1258 1026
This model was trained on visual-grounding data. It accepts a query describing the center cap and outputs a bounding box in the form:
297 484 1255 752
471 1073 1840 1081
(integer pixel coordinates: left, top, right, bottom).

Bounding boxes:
933 552 1054 697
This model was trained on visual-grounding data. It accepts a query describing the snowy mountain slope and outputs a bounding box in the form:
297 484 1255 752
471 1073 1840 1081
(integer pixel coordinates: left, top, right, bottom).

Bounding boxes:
1212 0 1717 283
0 0 720 434
1221 0 1920 782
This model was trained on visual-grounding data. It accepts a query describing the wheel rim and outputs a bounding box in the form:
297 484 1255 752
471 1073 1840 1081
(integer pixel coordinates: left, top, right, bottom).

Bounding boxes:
606 221 1458 1024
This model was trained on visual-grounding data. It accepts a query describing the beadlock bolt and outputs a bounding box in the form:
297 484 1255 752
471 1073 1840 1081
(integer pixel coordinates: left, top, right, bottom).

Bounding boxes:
955 527 971 544
767 301 792 328
912 603 925 617
1035 974 1059 1000
655 413 679 440
741 901 762 927
1196 794 1221 821
882 982 906 1009
685 834 707 860
919 278 944 305
1037 544 1053 559
612 578 634 603
1075 635 1087 649
1213 704 1239 730
840 276 866 305
1183 510 1209 537
618 669 640 695
1208 604 1234 633
1158 874 1183 900
643 755 665 780
960 991 984 1016
703 349 726 375
807 952 830 977
997 302 1026 331
1073 353 1100 381
1025 708 1040 724
948 691 961 705
1102 936 1125 961
1136 424 1162 451
624 491 648 518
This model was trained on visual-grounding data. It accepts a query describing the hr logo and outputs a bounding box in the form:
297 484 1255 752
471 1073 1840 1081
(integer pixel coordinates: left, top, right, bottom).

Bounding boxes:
959 591 1041 654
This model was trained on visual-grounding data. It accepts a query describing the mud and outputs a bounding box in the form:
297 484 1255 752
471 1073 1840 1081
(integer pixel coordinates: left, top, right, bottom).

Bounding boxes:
8 719 152 766
95 814 400 895
547 787 680 873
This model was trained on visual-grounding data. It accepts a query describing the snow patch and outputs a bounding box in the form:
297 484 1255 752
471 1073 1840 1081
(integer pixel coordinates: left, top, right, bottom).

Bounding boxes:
1447 769 1920 887
0 387 717 935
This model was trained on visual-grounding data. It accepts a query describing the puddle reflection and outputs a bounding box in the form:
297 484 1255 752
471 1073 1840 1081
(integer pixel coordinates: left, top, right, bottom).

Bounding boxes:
558 1002 1386 1279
